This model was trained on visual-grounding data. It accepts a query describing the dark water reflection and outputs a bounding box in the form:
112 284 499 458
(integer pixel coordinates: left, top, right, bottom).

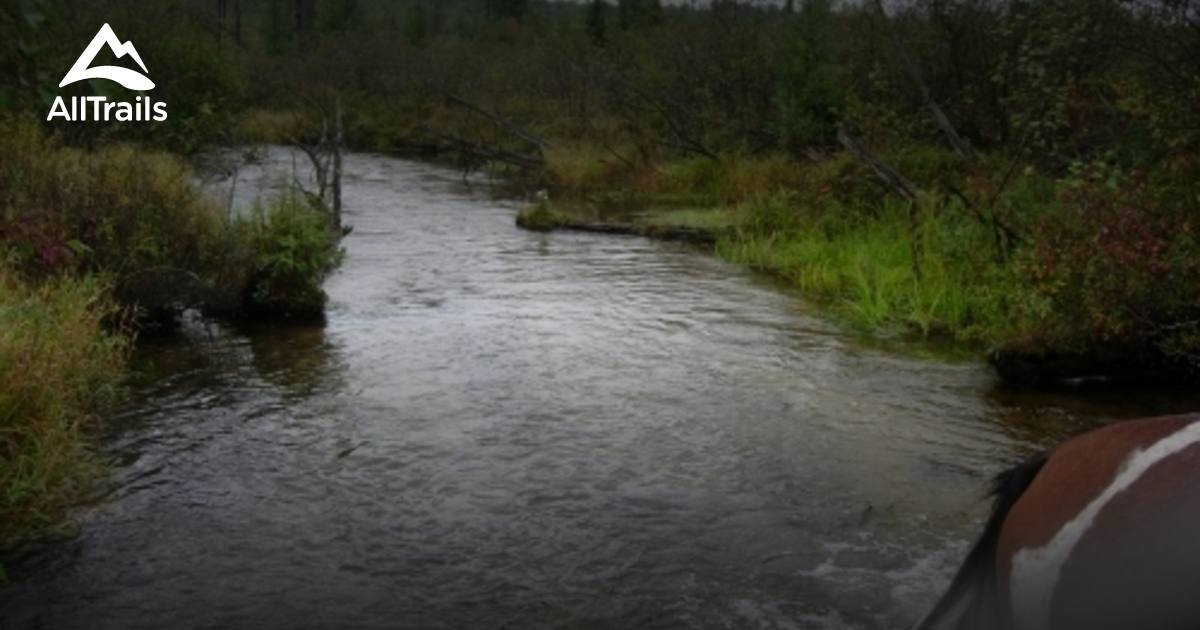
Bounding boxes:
3 150 1197 629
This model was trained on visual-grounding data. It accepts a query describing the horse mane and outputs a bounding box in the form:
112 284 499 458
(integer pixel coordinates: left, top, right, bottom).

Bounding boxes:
910 450 1050 630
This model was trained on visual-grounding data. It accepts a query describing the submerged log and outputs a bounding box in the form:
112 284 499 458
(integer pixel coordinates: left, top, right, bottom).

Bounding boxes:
517 215 723 245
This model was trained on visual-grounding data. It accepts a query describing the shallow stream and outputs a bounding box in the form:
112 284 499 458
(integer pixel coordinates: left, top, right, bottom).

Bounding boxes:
2 150 1194 629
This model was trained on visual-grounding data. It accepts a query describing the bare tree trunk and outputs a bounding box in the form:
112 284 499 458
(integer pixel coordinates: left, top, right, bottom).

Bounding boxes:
837 125 921 203
288 95 348 236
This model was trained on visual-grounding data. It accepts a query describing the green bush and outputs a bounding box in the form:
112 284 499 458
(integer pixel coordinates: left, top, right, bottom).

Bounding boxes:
775 0 844 151
1008 168 1200 376
242 189 345 318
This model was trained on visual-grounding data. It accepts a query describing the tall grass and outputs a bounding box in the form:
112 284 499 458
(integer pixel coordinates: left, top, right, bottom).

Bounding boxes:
0 269 127 546
0 116 250 317
719 193 1020 346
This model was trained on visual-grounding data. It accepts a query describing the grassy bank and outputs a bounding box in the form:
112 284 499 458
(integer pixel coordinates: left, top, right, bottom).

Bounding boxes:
0 117 344 321
0 270 127 547
524 145 1200 385
0 119 345 549
718 194 1018 345
524 154 1019 347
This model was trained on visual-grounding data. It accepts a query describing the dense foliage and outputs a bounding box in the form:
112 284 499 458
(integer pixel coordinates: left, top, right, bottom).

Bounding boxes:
0 118 343 320
0 116 342 543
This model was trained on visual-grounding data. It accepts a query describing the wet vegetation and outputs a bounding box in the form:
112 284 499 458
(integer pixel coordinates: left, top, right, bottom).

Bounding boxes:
0 269 126 548
0 115 343 544
1 0 1198 542
155 0 1196 386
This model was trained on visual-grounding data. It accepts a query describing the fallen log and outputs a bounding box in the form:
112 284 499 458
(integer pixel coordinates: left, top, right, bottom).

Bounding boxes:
836 125 921 202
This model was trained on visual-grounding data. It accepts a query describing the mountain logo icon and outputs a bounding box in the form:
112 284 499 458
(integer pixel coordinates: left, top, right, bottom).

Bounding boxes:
59 23 154 91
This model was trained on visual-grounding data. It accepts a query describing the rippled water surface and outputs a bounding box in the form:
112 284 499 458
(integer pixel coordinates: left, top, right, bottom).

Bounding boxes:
3 150 1196 629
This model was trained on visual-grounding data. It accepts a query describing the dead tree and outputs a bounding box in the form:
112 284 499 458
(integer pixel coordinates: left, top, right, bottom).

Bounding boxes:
838 125 926 277
432 91 549 179
288 96 348 236
837 125 921 203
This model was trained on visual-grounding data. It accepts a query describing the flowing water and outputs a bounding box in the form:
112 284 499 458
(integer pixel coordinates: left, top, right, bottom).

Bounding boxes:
2 149 1196 629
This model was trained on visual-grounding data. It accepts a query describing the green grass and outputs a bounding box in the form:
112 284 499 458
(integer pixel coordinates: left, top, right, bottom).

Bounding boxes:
718 193 1020 346
0 269 128 547
515 199 572 231
644 207 736 231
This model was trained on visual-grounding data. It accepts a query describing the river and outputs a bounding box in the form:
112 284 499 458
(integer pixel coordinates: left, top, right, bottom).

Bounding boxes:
2 149 1195 629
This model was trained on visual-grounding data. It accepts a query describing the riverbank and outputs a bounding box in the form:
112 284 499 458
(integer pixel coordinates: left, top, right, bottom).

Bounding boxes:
514 148 1200 388
9 148 1146 629
0 122 345 549
241 100 1200 387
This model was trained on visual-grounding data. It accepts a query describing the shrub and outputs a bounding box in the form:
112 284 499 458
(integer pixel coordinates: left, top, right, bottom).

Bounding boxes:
1010 168 1200 378
241 188 345 318
0 117 252 318
0 118 346 322
515 193 571 231
722 191 1017 344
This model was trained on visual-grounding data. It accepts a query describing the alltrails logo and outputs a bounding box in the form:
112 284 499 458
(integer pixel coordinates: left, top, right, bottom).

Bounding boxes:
46 23 168 122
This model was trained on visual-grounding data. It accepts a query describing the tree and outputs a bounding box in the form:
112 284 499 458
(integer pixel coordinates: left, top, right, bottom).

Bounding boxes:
0 0 49 113
263 0 290 53
403 2 429 46
617 0 661 31
320 0 364 33
585 0 606 47
775 0 844 150
485 0 528 22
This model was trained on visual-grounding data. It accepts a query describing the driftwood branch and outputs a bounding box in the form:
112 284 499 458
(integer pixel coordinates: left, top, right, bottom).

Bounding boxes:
414 119 544 170
439 90 550 150
837 125 921 202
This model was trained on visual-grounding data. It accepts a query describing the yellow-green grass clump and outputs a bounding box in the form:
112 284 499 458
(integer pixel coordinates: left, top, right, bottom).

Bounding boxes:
0 269 128 547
